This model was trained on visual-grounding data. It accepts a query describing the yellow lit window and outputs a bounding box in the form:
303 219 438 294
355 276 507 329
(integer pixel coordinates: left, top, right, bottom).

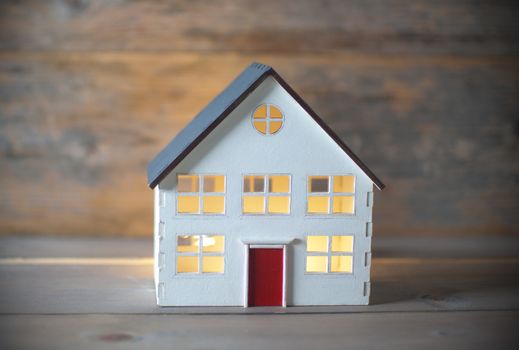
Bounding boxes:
176 175 225 215
202 235 225 253
332 196 354 214
177 256 198 273
333 175 355 193
242 175 290 214
305 235 354 274
202 256 224 273
176 235 225 274
306 256 327 273
252 104 284 135
306 236 328 252
243 196 265 214
331 235 354 253
268 196 290 214
307 196 329 214
177 195 200 214
307 175 355 215
330 256 353 273
176 235 199 253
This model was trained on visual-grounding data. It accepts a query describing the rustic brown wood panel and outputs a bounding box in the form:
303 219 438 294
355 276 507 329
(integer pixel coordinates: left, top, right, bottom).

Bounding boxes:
1 53 518 236
0 1 518 236
1 0 519 54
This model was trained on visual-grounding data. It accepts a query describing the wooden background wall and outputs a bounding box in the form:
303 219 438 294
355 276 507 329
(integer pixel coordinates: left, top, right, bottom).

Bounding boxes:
0 0 518 237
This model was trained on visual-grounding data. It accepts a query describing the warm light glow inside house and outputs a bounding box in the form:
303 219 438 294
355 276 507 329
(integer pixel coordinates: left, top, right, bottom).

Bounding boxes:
148 63 384 307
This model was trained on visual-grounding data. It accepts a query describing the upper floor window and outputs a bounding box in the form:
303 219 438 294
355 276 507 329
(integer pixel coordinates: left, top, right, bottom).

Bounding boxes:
176 175 225 215
307 175 355 215
252 103 284 135
242 175 291 214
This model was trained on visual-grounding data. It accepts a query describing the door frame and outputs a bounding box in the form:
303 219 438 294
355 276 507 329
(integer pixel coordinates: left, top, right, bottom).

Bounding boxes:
243 244 287 307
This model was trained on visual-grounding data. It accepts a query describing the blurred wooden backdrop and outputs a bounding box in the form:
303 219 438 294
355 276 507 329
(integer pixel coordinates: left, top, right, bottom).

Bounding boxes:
0 0 518 237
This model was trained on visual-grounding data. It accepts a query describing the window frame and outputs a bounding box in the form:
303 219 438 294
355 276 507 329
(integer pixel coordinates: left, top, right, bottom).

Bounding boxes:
175 234 226 275
304 234 355 275
250 103 285 136
306 174 356 216
241 174 292 216
175 174 226 216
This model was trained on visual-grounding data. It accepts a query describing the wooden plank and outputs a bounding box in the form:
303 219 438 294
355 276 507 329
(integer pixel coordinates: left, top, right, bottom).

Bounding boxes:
0 0 518 54
1 312 518 350
0 236 517 314
1 52 518 236
1 235 518 259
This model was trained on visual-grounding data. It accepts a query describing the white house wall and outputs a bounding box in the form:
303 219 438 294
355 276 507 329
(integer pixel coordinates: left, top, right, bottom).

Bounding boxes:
155 76 374 306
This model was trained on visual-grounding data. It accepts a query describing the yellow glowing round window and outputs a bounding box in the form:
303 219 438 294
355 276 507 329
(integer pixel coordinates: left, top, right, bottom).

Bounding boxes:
252 104 284 135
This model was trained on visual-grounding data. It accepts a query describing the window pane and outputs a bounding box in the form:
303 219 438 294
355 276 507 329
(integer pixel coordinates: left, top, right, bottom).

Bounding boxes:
203 175 225 193
202 196 225 214
202 256 224 273
332 196 355 214
244 176 265 193
253 121 267 134
269 175 290 193
333 175 355 193
269 105 283 119
253 104 267 119
331 256 353 273
202 235 225 253
177 175 199 192
307 236 328 252
307 196 329 214
268 196 290 214
177 195 199 214
177 235 199 253
243 196 265 214
306 256 327 273
332 236 354 253
177 256 198 273
308 176 329 193
270 121 283 134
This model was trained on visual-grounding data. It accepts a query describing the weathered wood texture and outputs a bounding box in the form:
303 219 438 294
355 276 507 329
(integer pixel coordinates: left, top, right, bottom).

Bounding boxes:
2 313 518 350
0 1 518 236
1 0 519 55
0 236 518 349
0 236 518 314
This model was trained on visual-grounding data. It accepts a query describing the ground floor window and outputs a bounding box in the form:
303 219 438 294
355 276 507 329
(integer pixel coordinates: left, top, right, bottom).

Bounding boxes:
176 235 225 274
305 235 354 273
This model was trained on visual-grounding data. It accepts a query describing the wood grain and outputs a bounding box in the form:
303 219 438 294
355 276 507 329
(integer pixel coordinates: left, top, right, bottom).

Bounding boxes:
0 1 518 236
1 52 519 236
1 0 518 54
0 236 517 349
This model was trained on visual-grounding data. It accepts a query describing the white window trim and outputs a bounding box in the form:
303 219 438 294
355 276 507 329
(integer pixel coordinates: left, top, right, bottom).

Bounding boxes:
175 174 226 216
241 174 291 216
175 234 225 275
251 103 285 136
306 175 356 216
304 234 355 275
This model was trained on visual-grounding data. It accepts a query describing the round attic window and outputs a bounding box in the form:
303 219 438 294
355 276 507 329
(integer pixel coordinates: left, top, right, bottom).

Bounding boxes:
251 103 284 135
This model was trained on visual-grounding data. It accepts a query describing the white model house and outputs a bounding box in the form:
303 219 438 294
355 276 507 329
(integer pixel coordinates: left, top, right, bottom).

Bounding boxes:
147 62 384 307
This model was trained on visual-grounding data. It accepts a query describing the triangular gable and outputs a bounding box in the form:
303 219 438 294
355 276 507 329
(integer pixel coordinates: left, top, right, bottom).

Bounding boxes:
147 62 385 190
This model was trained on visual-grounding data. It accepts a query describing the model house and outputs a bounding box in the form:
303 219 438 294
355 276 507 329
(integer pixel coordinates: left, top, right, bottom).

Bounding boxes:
147 62 384 307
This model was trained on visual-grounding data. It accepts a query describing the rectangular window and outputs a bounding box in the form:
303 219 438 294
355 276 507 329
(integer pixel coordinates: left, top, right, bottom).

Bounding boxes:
176 235 225 274
307 175 355 214
305 235 354 274
242 175 291 214
176 175 225 215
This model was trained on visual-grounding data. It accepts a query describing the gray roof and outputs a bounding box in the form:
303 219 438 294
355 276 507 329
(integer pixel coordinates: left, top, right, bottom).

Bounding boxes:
147 62 384 190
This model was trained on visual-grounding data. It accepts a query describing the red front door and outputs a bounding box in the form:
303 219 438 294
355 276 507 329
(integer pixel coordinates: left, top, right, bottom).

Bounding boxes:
248 248 283 306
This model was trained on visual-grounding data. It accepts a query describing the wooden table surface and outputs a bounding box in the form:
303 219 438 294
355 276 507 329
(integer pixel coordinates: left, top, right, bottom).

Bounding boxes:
1 235 518 349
